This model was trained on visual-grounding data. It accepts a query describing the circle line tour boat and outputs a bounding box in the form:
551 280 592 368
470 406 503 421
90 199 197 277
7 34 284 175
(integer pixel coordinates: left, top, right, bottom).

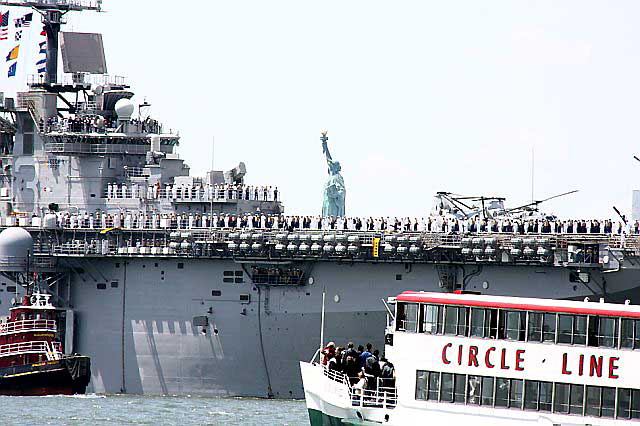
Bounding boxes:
300 290 640 425
0 291 91 396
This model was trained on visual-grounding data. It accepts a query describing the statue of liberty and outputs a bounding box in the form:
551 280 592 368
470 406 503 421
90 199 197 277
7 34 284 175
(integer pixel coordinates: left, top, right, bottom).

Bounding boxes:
320 131 346 217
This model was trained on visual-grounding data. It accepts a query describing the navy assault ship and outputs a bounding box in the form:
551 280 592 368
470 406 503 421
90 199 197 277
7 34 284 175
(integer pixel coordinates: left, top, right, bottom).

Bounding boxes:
0 0 639 399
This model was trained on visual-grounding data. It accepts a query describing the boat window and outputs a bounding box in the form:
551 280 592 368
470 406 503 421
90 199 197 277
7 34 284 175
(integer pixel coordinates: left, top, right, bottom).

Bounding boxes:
601 387 615 418
527 312 542 342
621 318 634 348
553 383 570 413
524 380 539 410
480 377 494 406
470 308 485 337
633 389 640 419
444 306 457 335
569 384 584 415
574 315 587 345
457 307 469 336
487 309 499 338
415 370 428 400
509 379 523 409
396 303 413 332
587 315 619 348
443 306 469 337
404 303 419 333
634 320 640 350
427 371 440 401
542 313 556 342
415 370 626 420
585 386 601 417
467 376 481 405
618 388 632 419
539 381 552 412
505 311 526 341
440 373 454 403
597 317 618 348
453 374 465 403
420 304 443 335
468 308 498 339
557 315 572 344
618 388 640 419
495 378 509 407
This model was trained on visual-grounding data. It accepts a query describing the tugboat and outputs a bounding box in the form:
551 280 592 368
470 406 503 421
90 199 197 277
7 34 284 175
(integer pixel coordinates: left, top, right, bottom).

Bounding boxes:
0 291 91 396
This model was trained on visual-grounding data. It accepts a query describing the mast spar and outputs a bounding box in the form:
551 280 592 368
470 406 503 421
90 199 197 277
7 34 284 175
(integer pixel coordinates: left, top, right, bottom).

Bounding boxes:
0 1 102 84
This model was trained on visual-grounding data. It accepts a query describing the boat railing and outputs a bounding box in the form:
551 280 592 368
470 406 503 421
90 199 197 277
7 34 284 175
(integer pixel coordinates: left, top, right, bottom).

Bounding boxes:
321 364 351 388
0 319 56 335
349 377 397 410
0 341 61 361
319 363 397 409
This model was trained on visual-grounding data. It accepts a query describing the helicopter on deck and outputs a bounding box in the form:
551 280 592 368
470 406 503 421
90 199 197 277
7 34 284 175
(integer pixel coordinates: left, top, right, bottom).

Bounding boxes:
431 190 579 221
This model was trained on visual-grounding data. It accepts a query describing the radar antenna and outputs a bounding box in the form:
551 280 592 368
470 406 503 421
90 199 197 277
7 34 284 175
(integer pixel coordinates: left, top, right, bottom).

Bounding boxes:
0 1 102 84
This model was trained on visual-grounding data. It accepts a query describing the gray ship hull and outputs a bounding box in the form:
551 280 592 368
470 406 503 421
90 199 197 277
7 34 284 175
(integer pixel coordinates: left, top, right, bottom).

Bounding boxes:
28 257 637 399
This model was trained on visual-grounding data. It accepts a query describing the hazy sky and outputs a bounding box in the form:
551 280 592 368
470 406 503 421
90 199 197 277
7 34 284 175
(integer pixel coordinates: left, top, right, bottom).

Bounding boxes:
3 0 640 218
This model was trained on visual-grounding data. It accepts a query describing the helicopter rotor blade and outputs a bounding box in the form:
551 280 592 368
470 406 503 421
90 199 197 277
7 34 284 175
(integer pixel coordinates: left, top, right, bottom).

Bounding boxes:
536 189 579 204
507 190 578 213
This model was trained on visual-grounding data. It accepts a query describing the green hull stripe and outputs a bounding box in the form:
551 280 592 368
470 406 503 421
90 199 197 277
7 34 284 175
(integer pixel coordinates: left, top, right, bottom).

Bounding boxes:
307 408 380 426
307 408 345 426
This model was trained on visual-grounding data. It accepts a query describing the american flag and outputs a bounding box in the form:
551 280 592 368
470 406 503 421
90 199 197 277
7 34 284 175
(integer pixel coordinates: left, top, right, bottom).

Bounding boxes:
0 11 9 41
15 13 32 28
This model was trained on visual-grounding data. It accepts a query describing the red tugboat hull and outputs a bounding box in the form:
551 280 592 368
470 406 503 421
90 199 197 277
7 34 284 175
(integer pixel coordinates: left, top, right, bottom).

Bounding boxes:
0 355 91 396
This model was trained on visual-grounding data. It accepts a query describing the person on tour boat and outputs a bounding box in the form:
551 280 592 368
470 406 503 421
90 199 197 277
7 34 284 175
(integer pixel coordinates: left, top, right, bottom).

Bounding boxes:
321 342 336 365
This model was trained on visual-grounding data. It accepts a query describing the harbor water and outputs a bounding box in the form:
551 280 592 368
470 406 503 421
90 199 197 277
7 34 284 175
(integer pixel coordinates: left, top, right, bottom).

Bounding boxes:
0 395 309 425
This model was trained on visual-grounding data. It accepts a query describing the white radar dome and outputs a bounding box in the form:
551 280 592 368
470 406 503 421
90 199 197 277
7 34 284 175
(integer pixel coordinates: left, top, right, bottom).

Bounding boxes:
115 98 135 121
0 227 33 270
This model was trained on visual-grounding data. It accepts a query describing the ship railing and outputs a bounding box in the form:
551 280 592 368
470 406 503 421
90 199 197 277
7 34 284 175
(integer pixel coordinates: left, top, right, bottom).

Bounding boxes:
0 341 61 360
350 383 397 409
50 342 63 358
321 364 351 388
318 363 397 409
44 142 152 155
0 319 56 335
27 73 124 87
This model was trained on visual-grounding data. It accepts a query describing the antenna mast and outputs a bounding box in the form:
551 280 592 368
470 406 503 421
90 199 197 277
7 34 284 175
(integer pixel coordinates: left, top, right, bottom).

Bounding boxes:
0 1 102 84
531 145 535 204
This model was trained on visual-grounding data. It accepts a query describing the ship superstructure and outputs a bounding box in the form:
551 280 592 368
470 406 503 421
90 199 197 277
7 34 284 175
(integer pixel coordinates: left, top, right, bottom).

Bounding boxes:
0 0 639 400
